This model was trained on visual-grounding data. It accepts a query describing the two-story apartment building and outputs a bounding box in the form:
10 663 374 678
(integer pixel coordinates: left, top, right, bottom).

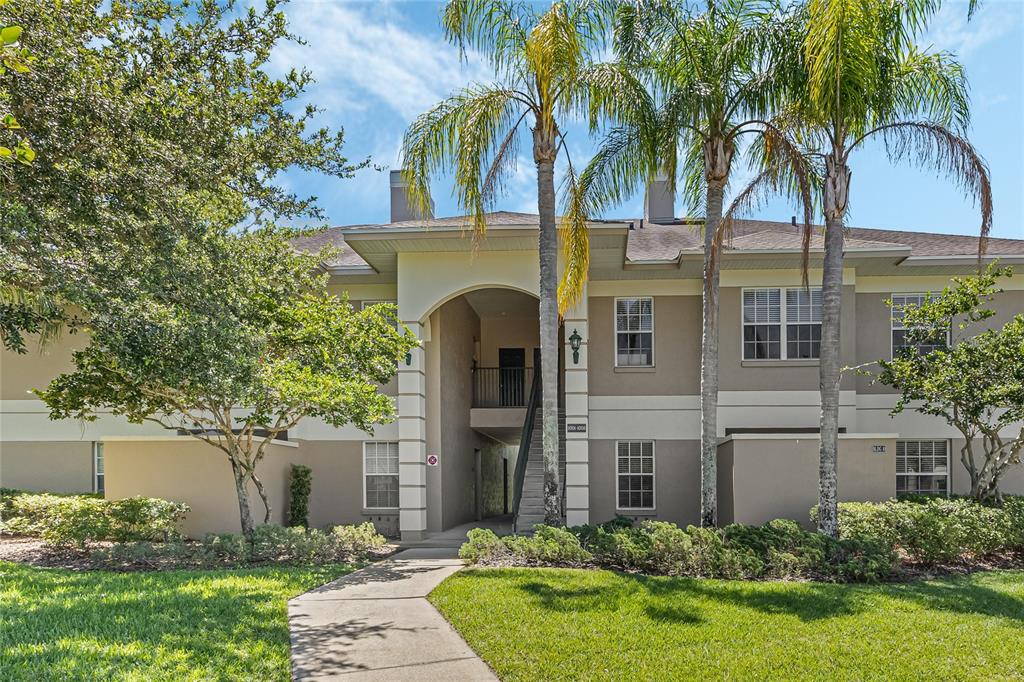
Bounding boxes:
2 171 1023 539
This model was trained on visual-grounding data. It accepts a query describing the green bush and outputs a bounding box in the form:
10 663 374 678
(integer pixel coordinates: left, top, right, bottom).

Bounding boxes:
93 522 390 570
824 497 1023 565
3 493 188 547
331 522 389 556
287 464 312 528
459 517 897 582
460 526 591 566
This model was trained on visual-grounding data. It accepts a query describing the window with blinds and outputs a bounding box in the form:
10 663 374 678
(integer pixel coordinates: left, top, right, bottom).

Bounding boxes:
616 440 655 510
615 297 654 366
742 287 822 360
364 441 399 509
896 440 950 497
891 293 948 356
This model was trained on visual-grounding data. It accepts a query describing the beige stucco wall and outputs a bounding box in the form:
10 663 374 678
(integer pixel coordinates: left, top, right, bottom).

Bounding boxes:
949 438 1024 497
1 332 85 400
0 441 94 493
588 439 701 526
587 296 701 396
479 316 539 368
103 437 375 538
718 435 896 527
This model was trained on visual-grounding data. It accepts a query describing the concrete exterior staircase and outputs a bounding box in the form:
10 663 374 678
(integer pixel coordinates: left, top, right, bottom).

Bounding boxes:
514 410 566 532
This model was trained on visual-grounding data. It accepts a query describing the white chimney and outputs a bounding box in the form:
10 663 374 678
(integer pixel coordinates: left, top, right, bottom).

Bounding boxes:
390 170 433 223
643 173 675 224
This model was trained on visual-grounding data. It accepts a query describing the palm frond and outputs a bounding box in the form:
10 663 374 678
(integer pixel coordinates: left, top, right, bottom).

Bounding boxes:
558 161 591 314
400 84 528 235
861 120 992 258
442 0 534 78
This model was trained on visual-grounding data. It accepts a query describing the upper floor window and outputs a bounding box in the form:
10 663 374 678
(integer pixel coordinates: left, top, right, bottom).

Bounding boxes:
742 287 822 360
891 293 947 356
615 297 654 367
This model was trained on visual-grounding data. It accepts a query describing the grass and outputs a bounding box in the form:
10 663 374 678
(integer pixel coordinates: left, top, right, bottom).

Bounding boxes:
0 561 353 681
430 567 1024 681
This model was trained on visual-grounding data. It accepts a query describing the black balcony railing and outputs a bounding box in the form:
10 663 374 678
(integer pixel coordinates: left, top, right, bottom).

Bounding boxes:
472 366 534 408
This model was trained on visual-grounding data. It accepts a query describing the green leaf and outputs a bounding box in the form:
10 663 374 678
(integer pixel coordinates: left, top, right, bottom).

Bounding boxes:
2 113 21 129
0 25 22 45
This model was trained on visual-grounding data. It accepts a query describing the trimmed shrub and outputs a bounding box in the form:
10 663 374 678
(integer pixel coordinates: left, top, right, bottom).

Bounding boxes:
822 497 1023 565
459 517 897 582
460 525 591 565
92 522 390 570
3 492 188 546
331 522 389 556
287 464 312 528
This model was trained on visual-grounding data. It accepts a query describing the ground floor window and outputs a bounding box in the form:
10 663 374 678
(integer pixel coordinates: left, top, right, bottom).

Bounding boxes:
616 440 655 510
896 439 949 496
364 441 399 509
93 442 105 494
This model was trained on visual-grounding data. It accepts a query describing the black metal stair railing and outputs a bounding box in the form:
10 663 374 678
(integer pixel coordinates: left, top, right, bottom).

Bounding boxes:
472 366 534 408
511 368 542 522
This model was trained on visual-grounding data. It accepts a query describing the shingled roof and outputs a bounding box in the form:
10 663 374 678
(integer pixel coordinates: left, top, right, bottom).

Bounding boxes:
294 212 1023 270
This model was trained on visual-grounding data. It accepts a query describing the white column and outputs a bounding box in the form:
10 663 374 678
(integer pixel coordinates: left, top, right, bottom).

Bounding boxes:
563 290 590 526
397 320 428 540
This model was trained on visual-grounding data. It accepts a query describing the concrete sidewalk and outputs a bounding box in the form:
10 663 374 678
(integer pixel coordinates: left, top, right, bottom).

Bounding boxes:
288 548 497 681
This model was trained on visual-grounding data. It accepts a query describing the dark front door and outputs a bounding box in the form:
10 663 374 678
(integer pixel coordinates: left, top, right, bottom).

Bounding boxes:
498 347 526 407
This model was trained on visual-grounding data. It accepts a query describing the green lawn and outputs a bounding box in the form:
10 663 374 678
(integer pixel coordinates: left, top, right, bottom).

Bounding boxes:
0 561 353 681
431 567 1024 681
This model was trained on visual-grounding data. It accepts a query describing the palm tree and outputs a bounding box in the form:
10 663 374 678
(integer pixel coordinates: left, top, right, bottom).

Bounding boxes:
791 0 992 537
402 0 648 526
577 0 813 527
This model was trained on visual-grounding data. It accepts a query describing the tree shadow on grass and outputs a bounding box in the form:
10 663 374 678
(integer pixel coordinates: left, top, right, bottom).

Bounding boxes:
0 564 341 679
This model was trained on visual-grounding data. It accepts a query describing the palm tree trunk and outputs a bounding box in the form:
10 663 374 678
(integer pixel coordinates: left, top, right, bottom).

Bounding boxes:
535 127 562 526
817 155 850 539
699 180 725 527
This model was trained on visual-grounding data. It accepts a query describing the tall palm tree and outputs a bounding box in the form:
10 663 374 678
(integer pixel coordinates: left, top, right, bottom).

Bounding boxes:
402 0 648 526
576 0 813 527
791 0 992 537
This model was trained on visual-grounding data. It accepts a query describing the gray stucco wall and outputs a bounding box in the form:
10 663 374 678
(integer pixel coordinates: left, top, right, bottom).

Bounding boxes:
588 439 701 526
718 285 858 392
587 296 701 396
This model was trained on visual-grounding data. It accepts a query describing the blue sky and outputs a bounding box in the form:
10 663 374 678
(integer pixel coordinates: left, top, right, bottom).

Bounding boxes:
271 0 1023 240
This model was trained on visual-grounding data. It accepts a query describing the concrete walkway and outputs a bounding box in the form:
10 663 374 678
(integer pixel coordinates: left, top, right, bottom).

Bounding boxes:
288 540 499 680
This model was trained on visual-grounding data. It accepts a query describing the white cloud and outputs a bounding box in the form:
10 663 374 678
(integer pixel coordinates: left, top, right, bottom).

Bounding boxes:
922 2 1020 58
270 0 492 120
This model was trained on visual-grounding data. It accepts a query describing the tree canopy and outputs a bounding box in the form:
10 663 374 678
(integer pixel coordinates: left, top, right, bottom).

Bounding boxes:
39 228 419 534
0 0 368 352
875 266 1024 503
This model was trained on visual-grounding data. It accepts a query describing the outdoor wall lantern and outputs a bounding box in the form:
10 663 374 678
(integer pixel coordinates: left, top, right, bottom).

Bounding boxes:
569 329 582 364
405 352 412 366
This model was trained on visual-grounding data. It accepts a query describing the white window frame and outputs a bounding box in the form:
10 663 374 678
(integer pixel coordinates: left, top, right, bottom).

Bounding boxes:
615 440 656 511
890 293 950 359
93 441 105 494
614 296 655 367
363 441 399 510
741 287 823 361
896 439 951 497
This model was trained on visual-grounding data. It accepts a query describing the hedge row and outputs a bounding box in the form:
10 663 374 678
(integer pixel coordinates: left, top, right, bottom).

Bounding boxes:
92 522 389 569
824 497 1024 564
461 519 897 582
2 492 189 546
